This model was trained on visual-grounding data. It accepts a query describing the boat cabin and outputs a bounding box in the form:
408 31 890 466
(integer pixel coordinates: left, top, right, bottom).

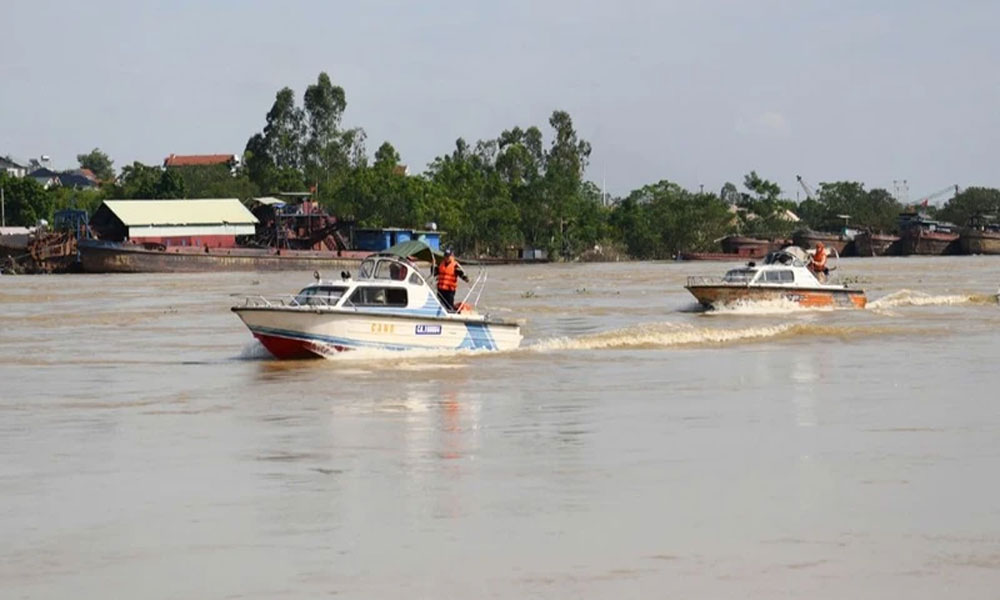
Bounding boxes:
722 267 798 284
291 255 452 315
720 247 824 286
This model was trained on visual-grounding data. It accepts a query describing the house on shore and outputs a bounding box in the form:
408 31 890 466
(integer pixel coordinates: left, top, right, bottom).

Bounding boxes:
89 199 258 248
25 167 100 190
1 156 29 178
163 154 240 172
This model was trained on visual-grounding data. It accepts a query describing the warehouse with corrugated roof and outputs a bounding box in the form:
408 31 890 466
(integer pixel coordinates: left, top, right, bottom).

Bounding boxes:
89 199 258 248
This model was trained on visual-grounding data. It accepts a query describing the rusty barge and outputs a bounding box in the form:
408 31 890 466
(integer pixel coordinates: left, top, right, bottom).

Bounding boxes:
72 195 441 274
77 239 368 273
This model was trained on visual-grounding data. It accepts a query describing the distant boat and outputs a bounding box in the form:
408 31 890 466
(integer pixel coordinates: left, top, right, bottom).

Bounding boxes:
792 229 852 256
959 215 1000 255
685 246 867 309
719 235 770 258
78 238 367 273
853 231 899 257
897 213 959 255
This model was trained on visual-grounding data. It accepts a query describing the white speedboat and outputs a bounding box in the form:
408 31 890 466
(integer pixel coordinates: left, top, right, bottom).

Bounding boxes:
685 246 867 309
232 240 522 358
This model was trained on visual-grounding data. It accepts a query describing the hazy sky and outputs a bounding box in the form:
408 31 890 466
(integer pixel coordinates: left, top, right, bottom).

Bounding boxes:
3 0 998 199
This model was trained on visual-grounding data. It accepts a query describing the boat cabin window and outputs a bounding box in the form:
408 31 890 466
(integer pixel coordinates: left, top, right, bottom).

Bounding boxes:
295 285 349 306
723 268 757 283
358 258 376 279
408 272 423 285
348 286 408 307
762 270 794 283
374 260 408 281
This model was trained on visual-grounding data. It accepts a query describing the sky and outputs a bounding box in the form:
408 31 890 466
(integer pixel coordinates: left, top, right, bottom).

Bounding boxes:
2 0 999 200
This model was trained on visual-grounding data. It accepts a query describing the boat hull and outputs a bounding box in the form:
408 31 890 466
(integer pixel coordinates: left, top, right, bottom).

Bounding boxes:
232 306 522 358
685 284 867 309
792 230 851 256
959 230 1000 255
853 232 899 256
719 236 770 258
898 230 959 255
79 239 367 273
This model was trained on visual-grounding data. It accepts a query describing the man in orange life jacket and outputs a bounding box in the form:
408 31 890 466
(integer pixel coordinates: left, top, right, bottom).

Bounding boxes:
809 241 829 282
436 247 469 311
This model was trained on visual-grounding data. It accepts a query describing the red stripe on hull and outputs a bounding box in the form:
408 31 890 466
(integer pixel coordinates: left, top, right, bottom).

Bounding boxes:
253 333 348 359
687 286 867 309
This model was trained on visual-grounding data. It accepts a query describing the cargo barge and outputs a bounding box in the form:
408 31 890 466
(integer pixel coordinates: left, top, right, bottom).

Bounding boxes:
853 231 899 256
77 239 368 273
958 216 1000 255
897 213 959 255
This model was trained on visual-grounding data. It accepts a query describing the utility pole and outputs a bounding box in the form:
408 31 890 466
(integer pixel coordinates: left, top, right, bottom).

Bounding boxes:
601 166 607 207
1 187 5 227
892 179 909 205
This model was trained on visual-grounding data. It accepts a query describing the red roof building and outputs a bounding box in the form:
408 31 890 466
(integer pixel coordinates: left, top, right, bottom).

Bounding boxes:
163 154 239 168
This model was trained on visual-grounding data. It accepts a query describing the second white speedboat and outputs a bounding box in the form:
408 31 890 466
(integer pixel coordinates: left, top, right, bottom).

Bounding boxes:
232 240 522 358
685 245 867 309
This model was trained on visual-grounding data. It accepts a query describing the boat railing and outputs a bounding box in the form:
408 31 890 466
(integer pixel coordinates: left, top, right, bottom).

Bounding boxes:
686 276 732 286
240 294 342 308
459 266 488 308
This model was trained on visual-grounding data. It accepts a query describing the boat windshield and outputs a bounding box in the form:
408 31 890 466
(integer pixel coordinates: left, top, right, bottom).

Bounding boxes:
358 258 375 279
374 259 409 281
723 268 757 283
294 285 349 307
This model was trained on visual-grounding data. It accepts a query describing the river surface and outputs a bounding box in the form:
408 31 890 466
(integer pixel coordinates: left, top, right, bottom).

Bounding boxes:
2 257 999 599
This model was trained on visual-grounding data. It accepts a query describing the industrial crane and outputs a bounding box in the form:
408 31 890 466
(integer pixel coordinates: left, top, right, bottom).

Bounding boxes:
913 184 960 208
796 175 817 201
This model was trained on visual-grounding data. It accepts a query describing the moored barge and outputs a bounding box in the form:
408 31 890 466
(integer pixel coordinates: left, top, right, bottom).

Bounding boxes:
958 216 1000 255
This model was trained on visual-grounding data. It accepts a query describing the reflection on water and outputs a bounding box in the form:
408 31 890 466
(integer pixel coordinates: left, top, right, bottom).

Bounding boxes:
2 258 1000 598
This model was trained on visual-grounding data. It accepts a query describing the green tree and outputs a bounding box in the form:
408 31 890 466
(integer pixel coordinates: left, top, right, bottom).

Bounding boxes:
110 162 187 199
374 141 401 169
302 72 361 183
496 127 545 250
798 182 902 232
795 198 827 228
938 187 1000 226
615 181 732 258
172 164 258 199
609 197 656 259
737 171 797 237
76 148 115 181
544 110 592 258
47 186 106 219
426 138 521 256
244 87 306 192
0 172 51 226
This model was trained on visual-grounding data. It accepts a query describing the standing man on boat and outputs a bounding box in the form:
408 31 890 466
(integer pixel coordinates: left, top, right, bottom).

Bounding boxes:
437 247 469 311
809 242 829 282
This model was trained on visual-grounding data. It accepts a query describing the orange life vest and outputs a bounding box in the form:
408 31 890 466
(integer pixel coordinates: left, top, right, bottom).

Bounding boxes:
812 247 828 270
437 258 459 291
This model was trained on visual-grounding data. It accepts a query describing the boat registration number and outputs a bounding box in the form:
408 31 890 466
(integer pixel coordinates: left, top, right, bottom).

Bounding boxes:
370 322 395 334
415 324 442 335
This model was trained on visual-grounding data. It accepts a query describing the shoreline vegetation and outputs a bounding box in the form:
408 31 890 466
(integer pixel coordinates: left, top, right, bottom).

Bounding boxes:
3 72 1000 262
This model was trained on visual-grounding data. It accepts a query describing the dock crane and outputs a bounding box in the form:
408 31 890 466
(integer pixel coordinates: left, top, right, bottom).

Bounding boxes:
796 175 817 201
913 184 960 208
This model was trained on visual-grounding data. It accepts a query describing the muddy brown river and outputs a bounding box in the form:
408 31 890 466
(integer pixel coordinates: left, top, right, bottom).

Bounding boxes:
2 256 999 598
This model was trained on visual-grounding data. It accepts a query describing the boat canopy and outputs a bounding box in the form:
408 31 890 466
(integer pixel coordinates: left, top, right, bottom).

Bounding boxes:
377 239 444 265
763 245 809 266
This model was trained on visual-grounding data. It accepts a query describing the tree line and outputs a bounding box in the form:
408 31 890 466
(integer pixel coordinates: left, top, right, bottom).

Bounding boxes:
4 71 1000 259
